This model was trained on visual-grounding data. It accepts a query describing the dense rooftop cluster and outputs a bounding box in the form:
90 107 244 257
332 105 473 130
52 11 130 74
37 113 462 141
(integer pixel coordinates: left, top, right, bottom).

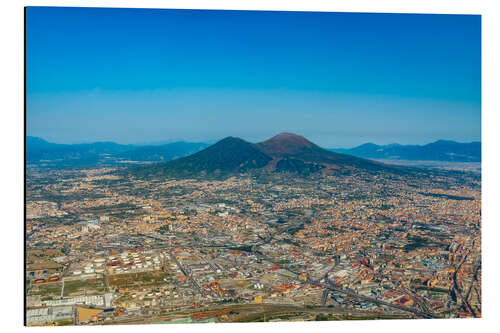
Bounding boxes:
26 164 481 325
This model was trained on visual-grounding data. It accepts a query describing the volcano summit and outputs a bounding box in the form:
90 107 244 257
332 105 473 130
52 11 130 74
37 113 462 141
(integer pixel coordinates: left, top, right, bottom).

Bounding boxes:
127 133 397 179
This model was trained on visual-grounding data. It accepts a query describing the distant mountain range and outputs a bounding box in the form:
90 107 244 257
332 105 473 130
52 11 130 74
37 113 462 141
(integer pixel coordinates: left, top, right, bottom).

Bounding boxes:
115 142 210 162
127 133 397 179
27 136 481 171
331 140 481 162
26 136 209 166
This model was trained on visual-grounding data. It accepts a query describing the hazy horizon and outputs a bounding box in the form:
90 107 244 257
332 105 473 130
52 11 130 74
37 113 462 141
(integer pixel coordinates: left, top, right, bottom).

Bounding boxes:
28 132 481 150
26 8 481 148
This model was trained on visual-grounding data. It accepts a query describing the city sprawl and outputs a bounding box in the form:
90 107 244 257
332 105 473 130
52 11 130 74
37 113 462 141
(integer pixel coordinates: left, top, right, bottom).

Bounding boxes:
26 166 481 325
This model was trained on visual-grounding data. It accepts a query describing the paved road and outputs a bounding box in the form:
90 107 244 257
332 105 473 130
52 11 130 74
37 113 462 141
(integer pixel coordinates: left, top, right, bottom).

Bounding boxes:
307 277 438 319
168 250 203 296
321 289 329 306
248 244 438 319
146 231 437 319
461 261 481 317
397 284 433 314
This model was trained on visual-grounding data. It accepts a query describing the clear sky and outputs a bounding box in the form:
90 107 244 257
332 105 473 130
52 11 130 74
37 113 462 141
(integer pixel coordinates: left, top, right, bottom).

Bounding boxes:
26 7 481 148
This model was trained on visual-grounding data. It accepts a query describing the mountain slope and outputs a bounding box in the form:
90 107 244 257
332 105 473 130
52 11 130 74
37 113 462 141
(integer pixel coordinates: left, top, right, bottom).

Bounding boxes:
129 137 272 178
256 133 389 174
126 133 397 179
331 140 481 162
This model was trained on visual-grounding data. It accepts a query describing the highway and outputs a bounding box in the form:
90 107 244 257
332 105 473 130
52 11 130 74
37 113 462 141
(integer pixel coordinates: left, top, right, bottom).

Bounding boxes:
168 250 204 296
321 289 329 306
249 242 438 319
461 261 481 317
145 231 438 319
397 284 433 314
307 276 438 319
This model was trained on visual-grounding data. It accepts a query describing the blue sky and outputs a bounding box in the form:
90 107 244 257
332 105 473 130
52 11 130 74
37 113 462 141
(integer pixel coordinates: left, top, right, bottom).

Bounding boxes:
26 7 481 147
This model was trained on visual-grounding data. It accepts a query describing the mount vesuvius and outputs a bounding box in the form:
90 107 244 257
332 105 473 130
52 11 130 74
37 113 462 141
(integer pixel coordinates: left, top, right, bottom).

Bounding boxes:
124 133 403 179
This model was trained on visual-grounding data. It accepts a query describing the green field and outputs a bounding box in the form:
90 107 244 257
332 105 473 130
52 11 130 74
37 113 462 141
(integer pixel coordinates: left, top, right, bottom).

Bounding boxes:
108 271 171 288
63 278 107 296
28 282 62 298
